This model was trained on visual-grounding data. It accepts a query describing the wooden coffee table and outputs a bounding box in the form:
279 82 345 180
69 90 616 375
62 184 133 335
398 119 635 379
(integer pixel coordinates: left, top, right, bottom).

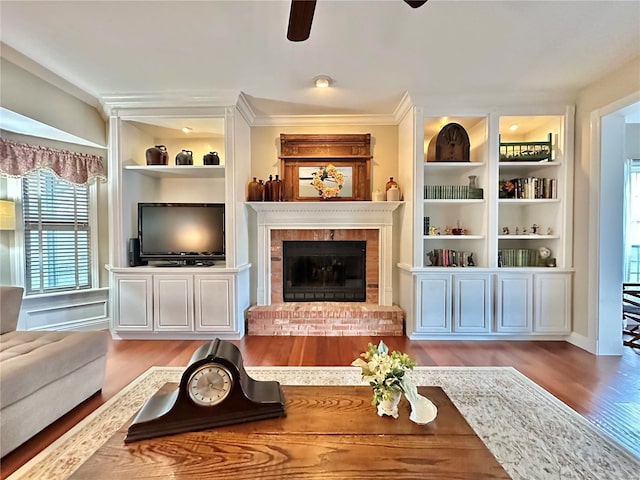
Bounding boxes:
70 385 509 479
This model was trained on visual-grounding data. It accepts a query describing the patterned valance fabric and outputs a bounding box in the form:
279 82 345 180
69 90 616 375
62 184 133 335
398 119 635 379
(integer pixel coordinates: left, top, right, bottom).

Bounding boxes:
0 138 106 185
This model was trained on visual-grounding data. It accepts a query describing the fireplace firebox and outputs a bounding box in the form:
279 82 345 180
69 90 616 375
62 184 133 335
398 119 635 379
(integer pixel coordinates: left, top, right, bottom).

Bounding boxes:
282 241 366 302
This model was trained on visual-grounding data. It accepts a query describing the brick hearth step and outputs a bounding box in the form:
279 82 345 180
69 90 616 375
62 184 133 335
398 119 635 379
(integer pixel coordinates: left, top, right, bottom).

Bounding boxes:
246 302 404 336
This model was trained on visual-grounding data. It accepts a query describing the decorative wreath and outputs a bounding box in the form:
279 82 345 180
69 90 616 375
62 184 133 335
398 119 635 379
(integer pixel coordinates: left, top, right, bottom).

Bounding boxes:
311 164 345 198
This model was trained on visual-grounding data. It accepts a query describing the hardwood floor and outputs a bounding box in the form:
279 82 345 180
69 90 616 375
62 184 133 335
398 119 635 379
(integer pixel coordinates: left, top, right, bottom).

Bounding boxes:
1 337 639 478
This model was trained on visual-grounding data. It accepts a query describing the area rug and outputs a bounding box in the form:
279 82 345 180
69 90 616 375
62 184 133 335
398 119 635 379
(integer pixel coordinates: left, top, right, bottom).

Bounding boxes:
8 367 640 480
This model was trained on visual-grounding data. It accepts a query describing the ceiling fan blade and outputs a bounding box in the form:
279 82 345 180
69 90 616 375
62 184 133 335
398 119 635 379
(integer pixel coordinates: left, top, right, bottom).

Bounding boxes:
404 0 428 8
287 0 317 42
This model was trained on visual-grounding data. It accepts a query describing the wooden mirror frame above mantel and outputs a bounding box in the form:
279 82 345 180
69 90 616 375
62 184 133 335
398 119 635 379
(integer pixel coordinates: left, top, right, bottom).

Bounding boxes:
279 133 372 201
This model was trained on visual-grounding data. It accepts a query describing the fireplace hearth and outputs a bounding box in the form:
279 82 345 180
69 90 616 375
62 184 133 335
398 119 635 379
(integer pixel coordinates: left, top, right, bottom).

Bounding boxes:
283 240 366 302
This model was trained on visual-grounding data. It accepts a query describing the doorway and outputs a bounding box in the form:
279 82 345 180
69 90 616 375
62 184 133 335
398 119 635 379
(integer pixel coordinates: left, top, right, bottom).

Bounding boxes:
592 95 640 355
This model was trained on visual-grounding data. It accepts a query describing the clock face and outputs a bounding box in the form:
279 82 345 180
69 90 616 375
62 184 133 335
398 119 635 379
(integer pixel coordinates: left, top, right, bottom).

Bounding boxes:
187 364 233 407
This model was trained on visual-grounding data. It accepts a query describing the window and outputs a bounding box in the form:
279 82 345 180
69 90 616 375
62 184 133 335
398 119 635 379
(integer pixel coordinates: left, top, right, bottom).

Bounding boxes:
22 169 93 294
624 159 640 283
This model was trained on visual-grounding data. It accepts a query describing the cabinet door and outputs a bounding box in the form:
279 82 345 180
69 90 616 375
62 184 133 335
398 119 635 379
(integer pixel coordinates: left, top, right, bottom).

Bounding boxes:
416 275 452 333
496 274 532 333
113 274 153 331
195 275 234 332
454 274 492 333
534 273 571 333
153 275 194 331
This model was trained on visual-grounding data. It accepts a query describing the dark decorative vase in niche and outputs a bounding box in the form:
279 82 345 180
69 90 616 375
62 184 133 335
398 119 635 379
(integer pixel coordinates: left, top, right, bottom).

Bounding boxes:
203 152 220 165
248 177 262 201
175 149 193 165
145 145 168 165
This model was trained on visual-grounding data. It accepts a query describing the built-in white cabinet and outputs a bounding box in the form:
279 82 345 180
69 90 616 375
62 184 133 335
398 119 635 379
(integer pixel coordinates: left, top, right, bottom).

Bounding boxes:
414 271 570 337
194 274 235 331
110 268 244 338
153 274 194 332
415 274 452 333
454 274 492 333
408 104 574 340
534 273 571 333
112 274 153 331
415 273 492 334
496 273 533 333
106 106 251 339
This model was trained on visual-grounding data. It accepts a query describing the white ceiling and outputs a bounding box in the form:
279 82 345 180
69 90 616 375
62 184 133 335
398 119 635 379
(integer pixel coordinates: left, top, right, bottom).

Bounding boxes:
1 0 639 118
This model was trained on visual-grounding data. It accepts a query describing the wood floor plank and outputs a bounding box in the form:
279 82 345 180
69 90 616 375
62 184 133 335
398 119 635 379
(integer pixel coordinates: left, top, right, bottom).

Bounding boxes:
1 337 638 478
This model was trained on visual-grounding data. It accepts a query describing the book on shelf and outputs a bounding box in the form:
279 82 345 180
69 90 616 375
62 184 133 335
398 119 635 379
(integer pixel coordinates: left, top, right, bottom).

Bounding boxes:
499 248 539 267
425 185 484 200
500 177 557 199
426 249 475 267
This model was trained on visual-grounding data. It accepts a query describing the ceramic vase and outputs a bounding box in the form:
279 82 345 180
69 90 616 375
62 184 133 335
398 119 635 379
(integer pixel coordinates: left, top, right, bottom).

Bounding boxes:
203 152 220 165
145 145 168 165
376 391 401 418
175 149 193 165
406 394 438 425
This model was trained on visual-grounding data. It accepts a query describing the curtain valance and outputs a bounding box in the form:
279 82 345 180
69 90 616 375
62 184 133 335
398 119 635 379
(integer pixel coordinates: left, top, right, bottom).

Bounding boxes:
0 138 106 185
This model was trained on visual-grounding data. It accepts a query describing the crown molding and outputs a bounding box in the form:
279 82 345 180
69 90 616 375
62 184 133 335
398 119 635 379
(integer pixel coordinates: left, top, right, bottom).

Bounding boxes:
250 113 398 127
235 92 257 125
99 91 240 116
393 91 415 124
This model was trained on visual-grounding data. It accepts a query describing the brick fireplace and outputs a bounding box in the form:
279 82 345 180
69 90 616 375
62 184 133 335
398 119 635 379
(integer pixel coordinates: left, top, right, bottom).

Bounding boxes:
271 229 378 304
246 202 404 335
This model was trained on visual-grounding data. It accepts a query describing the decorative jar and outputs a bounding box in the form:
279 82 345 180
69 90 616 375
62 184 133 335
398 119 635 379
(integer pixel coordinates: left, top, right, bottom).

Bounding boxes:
145 145 168 165
203 152 220 165
175 149 193 165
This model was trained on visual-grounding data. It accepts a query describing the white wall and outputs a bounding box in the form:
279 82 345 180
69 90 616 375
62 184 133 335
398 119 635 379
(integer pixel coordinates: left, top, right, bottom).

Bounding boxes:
0 58 105 146
573 56 640 347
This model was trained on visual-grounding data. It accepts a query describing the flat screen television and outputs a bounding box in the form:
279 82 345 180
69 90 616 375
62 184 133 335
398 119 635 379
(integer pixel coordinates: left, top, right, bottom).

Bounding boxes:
138 203 225 264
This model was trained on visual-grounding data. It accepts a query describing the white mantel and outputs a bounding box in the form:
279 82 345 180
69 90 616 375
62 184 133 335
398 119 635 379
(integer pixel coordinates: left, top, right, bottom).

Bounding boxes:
246 201 403 306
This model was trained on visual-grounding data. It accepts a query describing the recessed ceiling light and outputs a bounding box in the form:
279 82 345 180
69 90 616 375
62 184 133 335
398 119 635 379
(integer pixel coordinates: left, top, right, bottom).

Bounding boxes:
182 127 192 133
314 76 331 88
509 124 518 131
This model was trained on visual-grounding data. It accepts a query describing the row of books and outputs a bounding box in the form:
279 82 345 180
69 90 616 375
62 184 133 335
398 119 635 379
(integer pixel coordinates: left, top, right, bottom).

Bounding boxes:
426 249 475 267
498 249 541 267
425 185 484 200
500 177 557 199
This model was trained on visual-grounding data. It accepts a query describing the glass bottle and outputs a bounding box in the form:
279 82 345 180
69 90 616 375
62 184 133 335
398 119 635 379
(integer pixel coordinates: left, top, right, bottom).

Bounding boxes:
257 180 265 201
272 174 283 202
264 175 273 201
385 177 398 192
248 177 260 201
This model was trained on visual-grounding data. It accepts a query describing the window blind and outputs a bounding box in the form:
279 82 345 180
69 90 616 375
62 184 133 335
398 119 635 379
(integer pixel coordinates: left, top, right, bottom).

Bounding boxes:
22 170 92 294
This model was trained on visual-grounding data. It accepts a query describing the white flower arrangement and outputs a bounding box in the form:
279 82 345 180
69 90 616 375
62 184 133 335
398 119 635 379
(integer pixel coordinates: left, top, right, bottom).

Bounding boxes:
351 341 415 406
352 340 438 423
